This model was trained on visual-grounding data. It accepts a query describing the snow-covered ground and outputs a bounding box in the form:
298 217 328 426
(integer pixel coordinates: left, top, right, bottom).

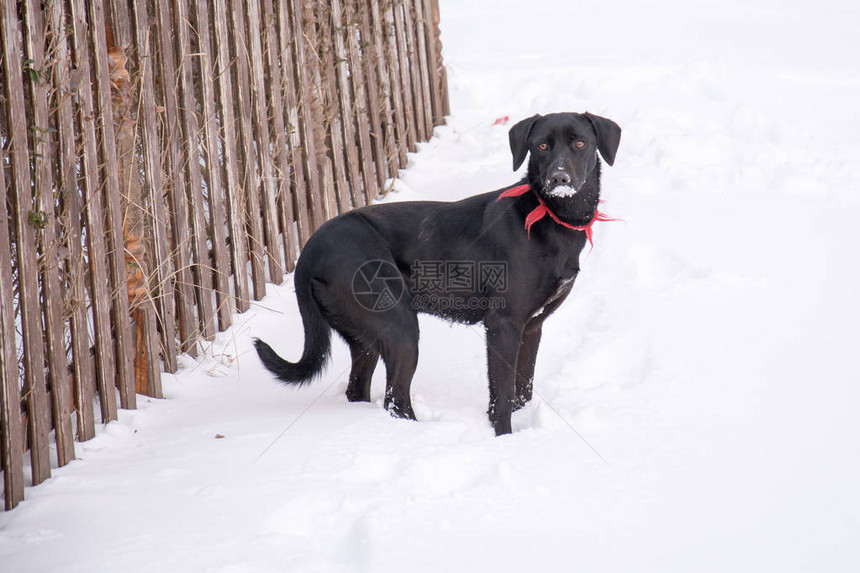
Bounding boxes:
3 1 860 571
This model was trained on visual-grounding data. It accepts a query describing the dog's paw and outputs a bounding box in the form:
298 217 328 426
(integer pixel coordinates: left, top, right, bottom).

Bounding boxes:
384 396 417 421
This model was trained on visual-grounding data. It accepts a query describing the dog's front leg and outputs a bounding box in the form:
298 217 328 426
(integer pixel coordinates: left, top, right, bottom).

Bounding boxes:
485 314 524 436
514 321 543 411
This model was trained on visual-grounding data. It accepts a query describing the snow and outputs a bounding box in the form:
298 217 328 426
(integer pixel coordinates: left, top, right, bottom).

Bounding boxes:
3 1 860 571
547 184 578 197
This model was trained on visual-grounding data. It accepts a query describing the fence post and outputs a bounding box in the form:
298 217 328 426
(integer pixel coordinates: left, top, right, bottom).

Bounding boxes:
301 1 339 222
1 0 52 486
411 0 434 138
103 2 158 401
21 0 76 467
128 0 178 377
153 0 200 356
370 0 405 173
192 0 235 331
0 141 25 511
354 0 389 190
212 0 253 313
274 0 313 248
225 0 269 302
174 0 218 340
261 0 300 270
389 0 417 154
47 0 95 449
85 0 138 406
342 0 380 204
429 0 450 118
245 0 288 285
67 0 119 427
288 0 326 231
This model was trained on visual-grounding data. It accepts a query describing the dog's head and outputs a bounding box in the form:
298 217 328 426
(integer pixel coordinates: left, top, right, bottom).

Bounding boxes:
509 112 621 202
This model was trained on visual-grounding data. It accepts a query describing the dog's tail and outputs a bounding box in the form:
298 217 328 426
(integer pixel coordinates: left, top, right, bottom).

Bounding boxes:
253 279 331 386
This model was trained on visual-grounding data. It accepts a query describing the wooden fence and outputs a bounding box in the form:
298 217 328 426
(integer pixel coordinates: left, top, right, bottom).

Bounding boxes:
0 0 448 511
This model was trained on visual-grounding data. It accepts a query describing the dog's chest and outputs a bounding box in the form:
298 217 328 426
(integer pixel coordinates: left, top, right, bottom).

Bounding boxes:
531 275 576 319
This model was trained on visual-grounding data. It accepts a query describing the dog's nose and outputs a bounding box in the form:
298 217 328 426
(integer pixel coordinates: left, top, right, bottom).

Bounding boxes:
548 171 571 187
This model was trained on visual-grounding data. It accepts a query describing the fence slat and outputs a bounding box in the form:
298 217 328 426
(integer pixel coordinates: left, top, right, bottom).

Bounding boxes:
316 0 358 213
288 0 327 230
47 0 96 444
260 0 298 270
100 1 142 405
175 0 217 340
192 0 234 330
370 0 404 170
330 0 365 210
71 0 121 419
274 0 312 246
400 0 427 143
412 0 435 137
67 0 106 437
154 0 199 356
430 0 450 118
225 0 268 301
245 0 286 286
1 0 51 486
0 138 25 511
355 0 389 190
212 0 252 312
104 0 157 403
388 0 416 154
21 0 75 467
100 1 140 406
302 3 339 221
421 0 442 124
343 0 379 204
129 0 178 377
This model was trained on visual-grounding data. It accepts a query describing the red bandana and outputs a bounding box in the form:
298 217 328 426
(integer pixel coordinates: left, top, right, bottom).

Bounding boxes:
496 183 617 246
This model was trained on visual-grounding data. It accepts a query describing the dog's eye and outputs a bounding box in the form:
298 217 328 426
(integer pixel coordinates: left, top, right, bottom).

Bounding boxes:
574 140 585 149
537 142 549 151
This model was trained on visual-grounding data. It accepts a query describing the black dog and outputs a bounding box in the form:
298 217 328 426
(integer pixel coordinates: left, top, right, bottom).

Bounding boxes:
255 112 621 435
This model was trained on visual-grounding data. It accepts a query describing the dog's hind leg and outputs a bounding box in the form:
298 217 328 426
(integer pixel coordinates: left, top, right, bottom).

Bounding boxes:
346 342 379 402
514 321 543 411
378 310 419 421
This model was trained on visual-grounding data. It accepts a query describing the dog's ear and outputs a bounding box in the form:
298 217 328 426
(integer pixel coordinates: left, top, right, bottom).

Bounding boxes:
509 114 541 171
584 112 622 166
